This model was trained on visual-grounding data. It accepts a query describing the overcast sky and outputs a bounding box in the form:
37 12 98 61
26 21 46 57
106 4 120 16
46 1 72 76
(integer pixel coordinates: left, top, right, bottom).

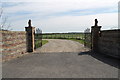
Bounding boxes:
1 0 119 33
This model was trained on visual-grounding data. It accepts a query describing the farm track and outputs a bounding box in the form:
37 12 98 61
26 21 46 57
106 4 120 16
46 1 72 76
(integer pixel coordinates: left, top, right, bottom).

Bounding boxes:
35 39 89 53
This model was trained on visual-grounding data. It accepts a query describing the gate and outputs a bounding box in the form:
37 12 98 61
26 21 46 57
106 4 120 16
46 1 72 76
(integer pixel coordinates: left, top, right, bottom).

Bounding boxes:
84 28 92 49
34 28 42 49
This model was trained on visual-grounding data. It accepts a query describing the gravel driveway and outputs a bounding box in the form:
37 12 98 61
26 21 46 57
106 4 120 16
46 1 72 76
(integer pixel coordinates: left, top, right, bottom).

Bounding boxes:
2 39 119 78
35 39 89 53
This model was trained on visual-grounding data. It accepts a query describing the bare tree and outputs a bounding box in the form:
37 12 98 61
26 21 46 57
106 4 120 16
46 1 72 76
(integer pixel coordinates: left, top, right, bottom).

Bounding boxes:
84 28 90 33
0 1 12 31
0 6 3 18
0 1 3 30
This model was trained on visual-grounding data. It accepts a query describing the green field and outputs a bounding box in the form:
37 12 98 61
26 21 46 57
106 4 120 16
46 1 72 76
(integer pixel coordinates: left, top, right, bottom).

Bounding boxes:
42 33 84 40
42 33 85 44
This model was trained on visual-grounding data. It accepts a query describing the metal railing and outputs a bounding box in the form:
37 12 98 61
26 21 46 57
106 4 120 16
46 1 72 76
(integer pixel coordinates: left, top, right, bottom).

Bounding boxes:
84 28 92 49
34 28 42 49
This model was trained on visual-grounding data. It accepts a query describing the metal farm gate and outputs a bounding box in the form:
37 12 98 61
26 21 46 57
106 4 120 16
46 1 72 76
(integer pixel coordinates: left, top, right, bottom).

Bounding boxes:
34 28 42 49
84 28 92 49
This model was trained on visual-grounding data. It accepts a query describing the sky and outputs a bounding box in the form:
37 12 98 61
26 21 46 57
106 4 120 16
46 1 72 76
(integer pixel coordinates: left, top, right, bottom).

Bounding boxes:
1 0 119 33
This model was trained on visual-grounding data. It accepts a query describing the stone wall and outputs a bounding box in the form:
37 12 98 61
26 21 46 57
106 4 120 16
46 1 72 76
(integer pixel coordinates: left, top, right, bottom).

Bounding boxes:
98 29 120 58
1 31 27 61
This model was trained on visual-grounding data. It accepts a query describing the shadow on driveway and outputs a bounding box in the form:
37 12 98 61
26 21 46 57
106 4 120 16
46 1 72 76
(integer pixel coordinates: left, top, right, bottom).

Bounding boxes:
78 51 119 69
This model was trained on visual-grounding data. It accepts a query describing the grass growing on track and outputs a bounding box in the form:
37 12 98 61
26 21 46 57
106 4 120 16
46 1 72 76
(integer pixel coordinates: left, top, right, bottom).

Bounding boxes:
42 40 48 45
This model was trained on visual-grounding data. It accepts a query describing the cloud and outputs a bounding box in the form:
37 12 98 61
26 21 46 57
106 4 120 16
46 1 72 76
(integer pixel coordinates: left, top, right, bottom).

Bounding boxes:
3 0 118 14
1 0 118 32
10 13 118 32
40 13 118 32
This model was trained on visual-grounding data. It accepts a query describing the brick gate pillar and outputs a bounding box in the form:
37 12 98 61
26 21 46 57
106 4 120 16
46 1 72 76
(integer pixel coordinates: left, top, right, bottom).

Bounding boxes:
91 19 101 52
25 20 35 52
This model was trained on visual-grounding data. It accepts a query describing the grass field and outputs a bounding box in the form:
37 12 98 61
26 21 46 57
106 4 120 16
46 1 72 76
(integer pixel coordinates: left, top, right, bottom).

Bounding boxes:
42 33 84 40
42 33 85 44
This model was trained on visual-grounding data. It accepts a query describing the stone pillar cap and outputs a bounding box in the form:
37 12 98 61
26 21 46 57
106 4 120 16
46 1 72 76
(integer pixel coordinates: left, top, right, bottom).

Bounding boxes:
28 19 32 27
95 19 98 26
91 19 102 28
91 26 102 28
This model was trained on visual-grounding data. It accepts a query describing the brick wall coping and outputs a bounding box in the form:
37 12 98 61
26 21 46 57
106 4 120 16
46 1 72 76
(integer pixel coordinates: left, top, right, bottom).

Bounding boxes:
0 31 26 33
101 29 120 32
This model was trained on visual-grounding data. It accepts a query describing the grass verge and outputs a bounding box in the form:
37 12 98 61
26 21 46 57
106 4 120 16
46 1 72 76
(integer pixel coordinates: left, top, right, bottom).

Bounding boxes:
35 40 48 49
42 40 48 45
35 40 42 49
66 39 84 44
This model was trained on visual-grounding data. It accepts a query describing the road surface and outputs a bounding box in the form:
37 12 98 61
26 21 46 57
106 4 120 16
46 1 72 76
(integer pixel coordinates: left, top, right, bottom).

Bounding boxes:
2 39 119 78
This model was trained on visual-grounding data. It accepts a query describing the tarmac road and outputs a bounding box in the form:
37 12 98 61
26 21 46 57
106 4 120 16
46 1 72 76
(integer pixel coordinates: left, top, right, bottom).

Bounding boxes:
2 39 119 78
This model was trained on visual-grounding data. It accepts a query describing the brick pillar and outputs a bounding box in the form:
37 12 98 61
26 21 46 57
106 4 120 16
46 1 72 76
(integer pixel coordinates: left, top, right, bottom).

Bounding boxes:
25 20 35 52
91 19 101 52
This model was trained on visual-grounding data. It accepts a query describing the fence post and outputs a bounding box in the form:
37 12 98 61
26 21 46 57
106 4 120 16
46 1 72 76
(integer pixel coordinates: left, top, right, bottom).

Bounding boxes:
91 19 101 52
25 20 35 52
